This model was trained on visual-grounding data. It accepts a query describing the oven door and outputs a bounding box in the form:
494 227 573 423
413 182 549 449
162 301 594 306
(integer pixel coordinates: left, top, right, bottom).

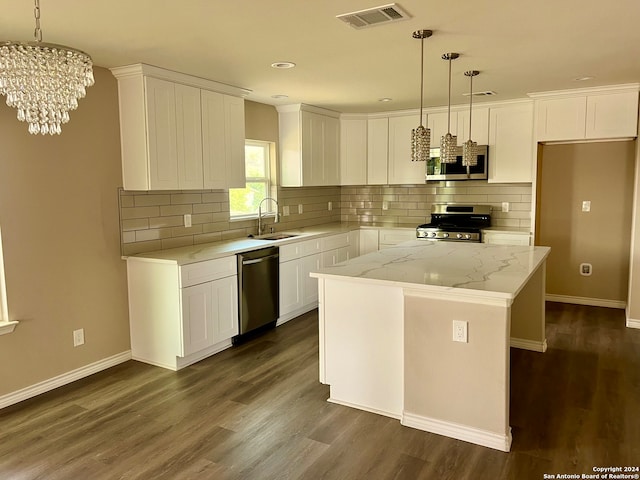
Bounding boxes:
426 145 488 181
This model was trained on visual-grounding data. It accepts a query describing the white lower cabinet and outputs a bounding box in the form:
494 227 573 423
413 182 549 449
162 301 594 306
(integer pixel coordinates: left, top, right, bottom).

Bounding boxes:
378 228 416 249
482 231 531 246
127 255 238 370
359 229 379 255
181 275 238 356
279 239 322 324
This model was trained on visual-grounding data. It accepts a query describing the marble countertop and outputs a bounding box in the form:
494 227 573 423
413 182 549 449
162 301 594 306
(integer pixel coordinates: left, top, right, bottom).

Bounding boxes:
128 223 360 265
311 240 550 300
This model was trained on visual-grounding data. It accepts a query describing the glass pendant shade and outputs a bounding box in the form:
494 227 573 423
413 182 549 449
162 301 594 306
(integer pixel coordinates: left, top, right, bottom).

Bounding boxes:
440 52 459 164
462 70 480 167
0 0 94 135
411 29 432 162
411 124 431 162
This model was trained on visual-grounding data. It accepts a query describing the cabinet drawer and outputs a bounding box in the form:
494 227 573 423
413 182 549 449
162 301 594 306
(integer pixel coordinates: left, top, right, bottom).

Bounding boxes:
378 229 416 246
321 233 350 251
180 256 236 287
280 238 322 262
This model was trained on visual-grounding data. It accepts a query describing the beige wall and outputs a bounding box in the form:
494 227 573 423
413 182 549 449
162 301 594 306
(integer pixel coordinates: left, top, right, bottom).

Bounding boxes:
0 67 130 396
537 141 636 302
627 141 640 321
245 100 278 142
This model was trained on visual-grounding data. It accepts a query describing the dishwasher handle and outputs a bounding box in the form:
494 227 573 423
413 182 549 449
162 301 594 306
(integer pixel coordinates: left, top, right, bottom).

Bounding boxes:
242 253 279 266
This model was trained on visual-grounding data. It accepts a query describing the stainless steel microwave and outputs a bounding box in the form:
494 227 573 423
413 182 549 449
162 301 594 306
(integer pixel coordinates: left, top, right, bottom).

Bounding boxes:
426 145 488 181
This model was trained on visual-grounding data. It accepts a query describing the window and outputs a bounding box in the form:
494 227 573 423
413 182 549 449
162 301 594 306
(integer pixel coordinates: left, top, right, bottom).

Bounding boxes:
0 227 18 335
229 140 277 218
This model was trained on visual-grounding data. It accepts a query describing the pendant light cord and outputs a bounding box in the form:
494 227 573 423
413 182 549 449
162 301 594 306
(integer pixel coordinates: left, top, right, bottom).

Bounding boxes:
468 73 473 141
34 0 42 42
419 36 424 126
447 55 452 132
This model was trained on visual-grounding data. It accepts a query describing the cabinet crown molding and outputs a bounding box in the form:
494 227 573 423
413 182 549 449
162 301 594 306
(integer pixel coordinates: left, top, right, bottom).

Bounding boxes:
276 103 341 118
527 83 640 99
110 63 251 98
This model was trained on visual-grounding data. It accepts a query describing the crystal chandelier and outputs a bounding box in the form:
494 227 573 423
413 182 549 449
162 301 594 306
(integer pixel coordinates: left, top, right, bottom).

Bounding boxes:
0 0 94 135
410 29 432 162
462 70 480 172
440 53 459 164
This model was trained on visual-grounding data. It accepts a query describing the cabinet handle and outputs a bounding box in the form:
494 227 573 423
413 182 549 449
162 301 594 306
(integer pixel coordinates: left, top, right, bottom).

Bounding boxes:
242 254 279 265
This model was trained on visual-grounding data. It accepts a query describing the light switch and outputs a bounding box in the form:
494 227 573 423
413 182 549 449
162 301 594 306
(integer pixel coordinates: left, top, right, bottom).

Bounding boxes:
184 214 192 227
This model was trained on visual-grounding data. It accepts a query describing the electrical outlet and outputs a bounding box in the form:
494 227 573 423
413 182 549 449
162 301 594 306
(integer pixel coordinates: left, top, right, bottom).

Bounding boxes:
453 320 468 343
298 204 303 214
184 214 192 227
582 200 591 212
73 328 85 347
283 205 290 216
382 201 389 211
501 202 509 212
580 263 592 276
328 201 332 211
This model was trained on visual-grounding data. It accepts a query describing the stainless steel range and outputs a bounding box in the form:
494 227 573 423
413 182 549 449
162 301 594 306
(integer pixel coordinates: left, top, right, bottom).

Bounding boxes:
417 204 492 242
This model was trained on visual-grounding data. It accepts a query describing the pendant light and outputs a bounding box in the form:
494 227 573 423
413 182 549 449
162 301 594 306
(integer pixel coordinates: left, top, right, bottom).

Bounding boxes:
462 70 480 175
440 52 459 164
0 0 94 135
410 29 432 162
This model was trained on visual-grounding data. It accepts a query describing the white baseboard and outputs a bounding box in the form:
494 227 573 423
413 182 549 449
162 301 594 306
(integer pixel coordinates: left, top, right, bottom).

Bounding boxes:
276 303 318 326
626 317 640 329
510 337 547 352
401 411 512 452
0 350 132 410
327 397 402 420
545 294 626 309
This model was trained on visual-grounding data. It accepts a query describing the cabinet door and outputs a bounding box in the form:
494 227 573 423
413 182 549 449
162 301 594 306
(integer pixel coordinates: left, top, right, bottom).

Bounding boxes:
224 95 247 188
175 84 204 189
586 91 639 140
488 102 535 183
367 117 389 185
201 90 228 189
145 77 179 190
535 96 586 141
340 118 367 185
348 230 360 259
211 275 239 342
323 116 341 186
280 259 303 316
322 247 350 267
457 107 490 145
388 114 426 184
300 253 321 307
302 111 322 186
428 111 458 146
181 282 214 356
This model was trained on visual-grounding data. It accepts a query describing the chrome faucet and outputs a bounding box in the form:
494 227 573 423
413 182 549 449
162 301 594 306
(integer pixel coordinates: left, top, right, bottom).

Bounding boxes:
258 197 280 235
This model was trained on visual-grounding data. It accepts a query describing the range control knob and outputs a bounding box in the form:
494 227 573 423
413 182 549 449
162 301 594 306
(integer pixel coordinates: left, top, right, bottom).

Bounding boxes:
442 232 449 238
464 234 472 240
456 233 463 239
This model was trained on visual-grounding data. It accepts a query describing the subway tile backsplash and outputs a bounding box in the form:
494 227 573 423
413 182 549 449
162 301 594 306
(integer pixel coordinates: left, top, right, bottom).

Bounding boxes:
119 181 531 255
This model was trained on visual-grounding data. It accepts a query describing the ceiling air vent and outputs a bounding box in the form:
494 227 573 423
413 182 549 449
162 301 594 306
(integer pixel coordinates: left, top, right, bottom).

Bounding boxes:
462 91 497 97
337 3 412 29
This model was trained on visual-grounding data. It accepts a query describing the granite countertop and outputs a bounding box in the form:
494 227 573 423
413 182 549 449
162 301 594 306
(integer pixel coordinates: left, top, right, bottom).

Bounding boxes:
128 222 361 265
311 240 550 300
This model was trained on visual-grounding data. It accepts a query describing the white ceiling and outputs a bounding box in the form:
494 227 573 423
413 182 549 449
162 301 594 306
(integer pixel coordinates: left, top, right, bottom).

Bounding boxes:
2 0 640 113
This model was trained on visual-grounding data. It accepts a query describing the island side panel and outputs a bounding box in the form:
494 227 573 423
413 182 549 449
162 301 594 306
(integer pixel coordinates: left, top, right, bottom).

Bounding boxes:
321 278 404 419
510 262 547 352
402 293 512 452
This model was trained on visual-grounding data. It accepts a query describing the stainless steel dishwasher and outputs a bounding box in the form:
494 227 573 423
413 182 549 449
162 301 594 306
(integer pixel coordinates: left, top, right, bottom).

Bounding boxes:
234 246 279 344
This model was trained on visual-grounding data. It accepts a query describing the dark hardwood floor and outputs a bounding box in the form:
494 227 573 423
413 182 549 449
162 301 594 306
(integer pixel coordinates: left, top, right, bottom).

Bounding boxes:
1 302 639 479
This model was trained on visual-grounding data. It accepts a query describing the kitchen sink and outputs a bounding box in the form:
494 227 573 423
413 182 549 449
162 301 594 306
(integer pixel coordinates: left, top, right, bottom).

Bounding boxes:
255 233 299 241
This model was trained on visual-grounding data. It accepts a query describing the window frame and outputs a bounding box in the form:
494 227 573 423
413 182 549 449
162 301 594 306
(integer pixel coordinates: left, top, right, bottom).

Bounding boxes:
229 139 277 221
0 227 18 335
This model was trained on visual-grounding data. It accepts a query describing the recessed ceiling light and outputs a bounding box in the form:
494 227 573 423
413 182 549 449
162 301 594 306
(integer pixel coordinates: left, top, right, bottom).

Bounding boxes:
271 94 289 99
574 76 594 81
271 62 296 69
378 97 393 102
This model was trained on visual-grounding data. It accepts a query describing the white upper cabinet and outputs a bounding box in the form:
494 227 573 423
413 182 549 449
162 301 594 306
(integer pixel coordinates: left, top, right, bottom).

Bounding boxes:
532 86 639 142
488 101 535 183
427 111 458 145
340 116 368 186
278 104 341 187
367 117 389 185
456 106 490 145
388 114 426 185
110 63 248 191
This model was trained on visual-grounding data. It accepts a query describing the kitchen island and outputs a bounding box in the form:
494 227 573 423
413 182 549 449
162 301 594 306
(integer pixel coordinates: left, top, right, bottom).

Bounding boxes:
310 240 550 452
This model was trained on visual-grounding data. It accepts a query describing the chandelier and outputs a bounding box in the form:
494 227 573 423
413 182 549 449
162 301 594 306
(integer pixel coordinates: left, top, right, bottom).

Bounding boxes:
410 29 432 162
440 52 459 164
462 70 480 172
0 0 94 135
